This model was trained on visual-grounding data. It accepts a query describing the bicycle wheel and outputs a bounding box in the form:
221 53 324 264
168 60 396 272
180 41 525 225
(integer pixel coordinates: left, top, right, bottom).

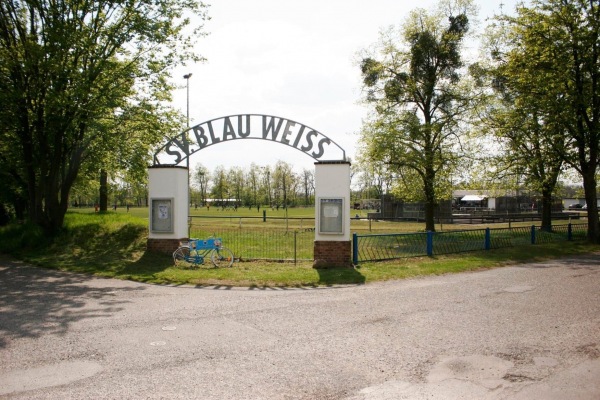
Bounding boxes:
173 246 193 267
210 247 234 268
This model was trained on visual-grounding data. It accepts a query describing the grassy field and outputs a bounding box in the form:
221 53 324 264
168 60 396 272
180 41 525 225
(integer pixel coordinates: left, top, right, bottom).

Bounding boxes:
1 209 597 287
70 205 581 233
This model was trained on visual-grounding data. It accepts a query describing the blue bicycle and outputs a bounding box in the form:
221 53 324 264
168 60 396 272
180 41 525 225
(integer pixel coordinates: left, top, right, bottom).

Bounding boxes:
173 237 234 268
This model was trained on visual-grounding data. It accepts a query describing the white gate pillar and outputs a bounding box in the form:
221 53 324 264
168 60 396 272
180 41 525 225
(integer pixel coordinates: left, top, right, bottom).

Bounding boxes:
147 166 189 254
314 161 352 268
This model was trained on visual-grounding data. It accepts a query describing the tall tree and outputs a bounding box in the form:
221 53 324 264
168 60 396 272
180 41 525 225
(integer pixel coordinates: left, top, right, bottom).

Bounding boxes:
228 166 245 206
359 0 475 231
210 166 228 207
95 102 185 211
261 166 272 207
354 155 393 201
496 0 600 242
473 19 567 231
0 0 208 235
301 169 315 206
273 161 295 209
193 163 210 207
247 163 262 208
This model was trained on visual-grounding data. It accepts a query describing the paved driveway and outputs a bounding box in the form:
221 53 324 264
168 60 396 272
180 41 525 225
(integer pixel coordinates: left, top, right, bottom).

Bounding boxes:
0 254 599 399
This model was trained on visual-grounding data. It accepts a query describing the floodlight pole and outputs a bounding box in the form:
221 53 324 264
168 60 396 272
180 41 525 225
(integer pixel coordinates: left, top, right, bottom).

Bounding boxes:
183 73 192 169
183 73 192 128
183 73 192 236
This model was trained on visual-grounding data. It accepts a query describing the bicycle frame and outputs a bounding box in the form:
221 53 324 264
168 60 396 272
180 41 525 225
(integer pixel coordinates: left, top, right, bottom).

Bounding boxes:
185 238 221 264
173 237 234 268
190 238 222 251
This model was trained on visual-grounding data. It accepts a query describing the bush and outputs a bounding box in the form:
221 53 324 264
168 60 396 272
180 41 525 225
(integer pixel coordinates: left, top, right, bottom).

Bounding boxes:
0 222 47 254
0 204 11 226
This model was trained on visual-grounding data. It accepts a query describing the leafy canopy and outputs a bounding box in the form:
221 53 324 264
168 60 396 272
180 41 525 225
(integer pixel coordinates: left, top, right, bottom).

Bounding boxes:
0 0 208 234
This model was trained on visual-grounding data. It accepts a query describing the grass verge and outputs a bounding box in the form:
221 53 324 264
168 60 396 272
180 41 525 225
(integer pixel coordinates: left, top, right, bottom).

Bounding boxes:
1 212 598 287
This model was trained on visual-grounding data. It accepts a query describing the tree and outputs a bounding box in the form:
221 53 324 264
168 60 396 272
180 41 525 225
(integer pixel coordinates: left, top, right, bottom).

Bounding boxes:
211 166 228 207
496 111 565 229
247 163 262 208
193 164 210 206
261 166 273 207
359 0 475 230
228 166 245 207
96 102 185 211
353 156 394 201
473 19 567 231
273 161 295 209
301 169 315 206
496 0 600 242
0 0 208 235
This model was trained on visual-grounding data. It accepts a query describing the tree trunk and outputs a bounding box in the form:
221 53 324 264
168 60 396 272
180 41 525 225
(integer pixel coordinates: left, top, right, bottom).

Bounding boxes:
424 200 436 232
424 170 436 232
13 197 27 221
582 170 600 243
99 169 108 212
423 142 437 231
540 188 553 232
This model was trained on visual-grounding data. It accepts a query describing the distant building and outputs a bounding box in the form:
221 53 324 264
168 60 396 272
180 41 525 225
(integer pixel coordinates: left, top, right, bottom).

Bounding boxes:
375 190 564 220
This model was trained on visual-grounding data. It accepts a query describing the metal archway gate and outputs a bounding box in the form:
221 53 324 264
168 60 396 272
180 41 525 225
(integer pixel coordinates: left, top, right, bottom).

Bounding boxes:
153 114 346 166
147 114 352 268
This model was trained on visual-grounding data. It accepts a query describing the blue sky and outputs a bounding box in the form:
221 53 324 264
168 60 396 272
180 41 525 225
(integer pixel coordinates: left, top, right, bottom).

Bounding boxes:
170 0 522 173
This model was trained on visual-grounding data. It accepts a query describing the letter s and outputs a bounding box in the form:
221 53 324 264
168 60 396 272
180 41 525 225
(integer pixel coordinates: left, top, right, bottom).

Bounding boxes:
165 143 182 165
312 137 331 159
300 130 317 153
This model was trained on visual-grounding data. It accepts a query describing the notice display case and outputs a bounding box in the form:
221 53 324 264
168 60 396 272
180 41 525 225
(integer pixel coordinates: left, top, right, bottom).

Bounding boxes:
150 198 174 233
318 197 344 235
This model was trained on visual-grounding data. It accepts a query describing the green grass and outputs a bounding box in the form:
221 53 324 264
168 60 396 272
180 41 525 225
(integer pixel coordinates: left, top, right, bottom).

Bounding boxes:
1 211 598 287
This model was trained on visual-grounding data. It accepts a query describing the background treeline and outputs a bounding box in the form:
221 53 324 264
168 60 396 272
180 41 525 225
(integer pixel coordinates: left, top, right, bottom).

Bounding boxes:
66 161 318 209
63 158 590 212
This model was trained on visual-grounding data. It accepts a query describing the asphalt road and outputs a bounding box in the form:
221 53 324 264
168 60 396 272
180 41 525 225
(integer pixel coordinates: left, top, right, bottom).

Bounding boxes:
0 254 599 399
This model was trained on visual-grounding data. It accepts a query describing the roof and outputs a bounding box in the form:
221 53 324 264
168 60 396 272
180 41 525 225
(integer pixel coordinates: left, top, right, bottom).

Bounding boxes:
461 195 486 201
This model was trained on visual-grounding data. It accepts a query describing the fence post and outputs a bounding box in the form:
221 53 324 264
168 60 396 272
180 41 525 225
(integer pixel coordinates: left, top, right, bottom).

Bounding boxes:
263 210 266 222
531 225 536 244
294 230 297 265
352 233 359 265
485 227 491 250
568 223 573 241
427 231 434 256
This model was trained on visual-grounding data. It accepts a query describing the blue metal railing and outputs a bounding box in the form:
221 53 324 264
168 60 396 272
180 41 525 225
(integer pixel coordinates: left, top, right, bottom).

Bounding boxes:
352 223 588 265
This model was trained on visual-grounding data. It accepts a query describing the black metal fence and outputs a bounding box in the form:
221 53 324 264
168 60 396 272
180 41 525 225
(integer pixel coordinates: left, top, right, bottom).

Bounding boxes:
352 223 588 264
189 227 315 262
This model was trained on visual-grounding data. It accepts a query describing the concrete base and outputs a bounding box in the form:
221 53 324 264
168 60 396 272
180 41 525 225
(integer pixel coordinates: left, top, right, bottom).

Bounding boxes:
313 240 352 269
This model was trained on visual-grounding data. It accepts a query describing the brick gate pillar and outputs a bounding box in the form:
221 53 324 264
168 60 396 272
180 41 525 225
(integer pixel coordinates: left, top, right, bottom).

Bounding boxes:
147 166 189 255
313 161 352 268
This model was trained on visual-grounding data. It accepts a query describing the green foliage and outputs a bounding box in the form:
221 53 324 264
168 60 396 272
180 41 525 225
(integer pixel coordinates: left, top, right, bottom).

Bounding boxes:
484 0 600 241
0 0 208 235
0 212 156 278
358 1 476 229
0 222 48 253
